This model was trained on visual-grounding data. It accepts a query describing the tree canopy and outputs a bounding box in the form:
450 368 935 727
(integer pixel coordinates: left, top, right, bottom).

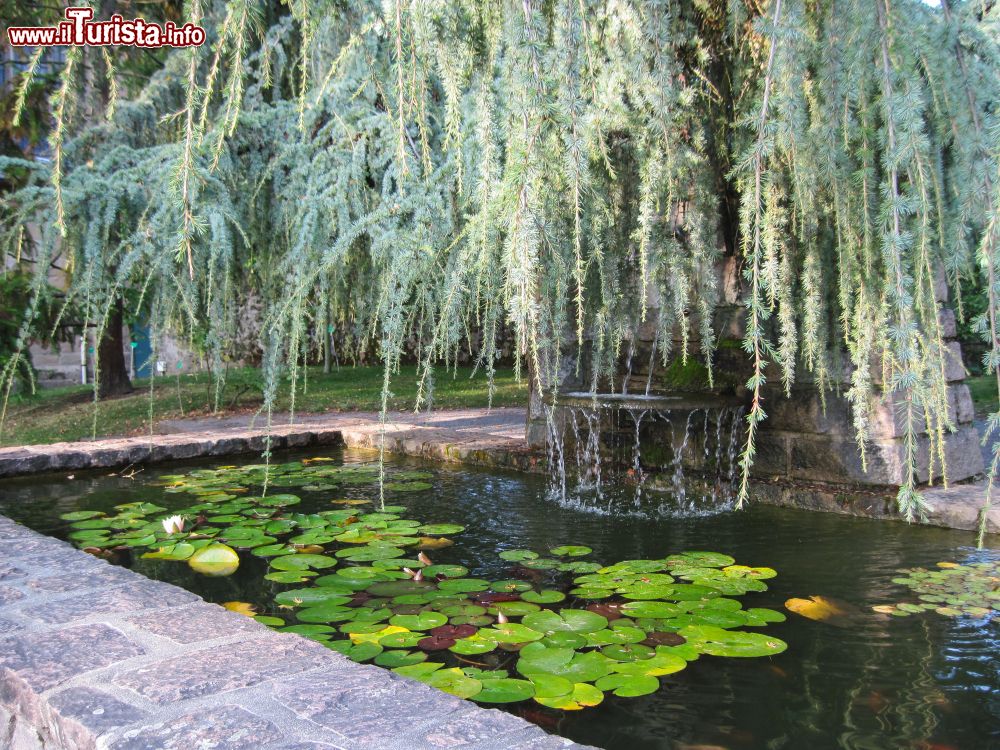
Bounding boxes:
1 0 998 535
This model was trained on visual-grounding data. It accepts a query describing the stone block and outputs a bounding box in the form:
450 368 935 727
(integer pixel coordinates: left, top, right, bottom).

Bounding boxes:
938 307 957 338
47 686 148 736
18 580 197 625
126 603 264 644
110 705 284 750
944 341 967 382
790 435 900 485
112 636 326 705
761 388 854 436
0 624 145 692
750 434 789 477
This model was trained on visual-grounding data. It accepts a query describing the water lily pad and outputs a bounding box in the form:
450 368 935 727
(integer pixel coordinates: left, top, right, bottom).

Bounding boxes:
488 602 541 617
252 543 294 557
337 546 405 562
535 681 604 710
666 551 736 568
253 616 285 627
490 580 533 593
680 625 788 657
390 612 448 630
418 524 465 535
423 564 469 578
499 549 539 562
550 545 593 557
437 578 490 593
380 630 426 648
610 649 688 676
449 634 499 655
384 482 433 492
619 601 682 619
61 511 105 522
418 634 457 651
479 623 544 643
142 543 196 561
473 678 535 703
297 604 372 624
522 609 608 635
392 661 445 680
375 649 427 668
540 632 589 649
602 643 655 662
265 571 316 583
188 543 240 576
270 553 337 571
521 589 567 604
275 588 353 607
281 624 336 636
595 672 659 697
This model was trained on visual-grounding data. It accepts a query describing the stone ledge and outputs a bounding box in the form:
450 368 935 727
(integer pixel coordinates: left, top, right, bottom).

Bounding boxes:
0 516 593 750
0 409 543 480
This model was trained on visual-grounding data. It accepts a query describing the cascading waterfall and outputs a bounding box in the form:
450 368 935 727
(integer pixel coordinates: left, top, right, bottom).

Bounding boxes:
544 393 745 517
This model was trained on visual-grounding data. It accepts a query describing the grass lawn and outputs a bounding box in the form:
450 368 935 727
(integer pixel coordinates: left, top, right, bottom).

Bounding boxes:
0 365 528 448
965 375 998 418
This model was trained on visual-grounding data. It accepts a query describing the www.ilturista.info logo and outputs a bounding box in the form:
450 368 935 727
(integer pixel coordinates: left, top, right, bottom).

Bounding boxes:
7 7 206 48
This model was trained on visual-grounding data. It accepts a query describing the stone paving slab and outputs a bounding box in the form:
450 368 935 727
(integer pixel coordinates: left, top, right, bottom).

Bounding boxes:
0 408 542 479
0 515 594 750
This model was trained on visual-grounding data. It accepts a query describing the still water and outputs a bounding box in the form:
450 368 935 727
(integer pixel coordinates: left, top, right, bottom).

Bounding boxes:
1 448 997 750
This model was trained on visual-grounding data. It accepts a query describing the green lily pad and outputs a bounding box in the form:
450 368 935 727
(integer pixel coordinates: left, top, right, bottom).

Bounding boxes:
449 634 499 655
423 564 469 578
679 625 788 657
488 602 541 617
490 580 532 593
595 672 659 697
534 681 604 709
437 578 491 593
479 623 544 643
270 553 338 571
390 612 448 630
499 549 539 562
252 543 294 557
602 643 655 661
264 571 316 583
374 649 427 668
550 545 593 557
473 678 535 703
522 609 608 635
61 511 105 521
426 667 483 698
418 524 465 535
521 589 567 604
188 543 240 576
142 543 196 561
385 482 434 492
380 630 426 648
275 588 353 607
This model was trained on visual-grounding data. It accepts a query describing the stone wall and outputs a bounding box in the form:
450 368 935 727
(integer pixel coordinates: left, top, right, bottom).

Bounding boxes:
526 259 985 489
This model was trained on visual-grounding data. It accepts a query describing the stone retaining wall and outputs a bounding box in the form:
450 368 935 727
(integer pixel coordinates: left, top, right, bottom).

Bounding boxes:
0 515 590 750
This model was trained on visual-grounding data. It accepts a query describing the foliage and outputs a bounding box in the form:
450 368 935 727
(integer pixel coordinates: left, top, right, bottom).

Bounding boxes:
61 457 788 708
0 270 67 395
1 0 998 532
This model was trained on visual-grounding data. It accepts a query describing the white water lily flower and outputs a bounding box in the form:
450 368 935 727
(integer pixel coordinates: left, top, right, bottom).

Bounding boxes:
161 515 185 534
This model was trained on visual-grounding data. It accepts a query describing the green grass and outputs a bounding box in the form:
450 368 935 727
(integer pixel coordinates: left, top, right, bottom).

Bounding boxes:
0 365 528 448
966 375 998 418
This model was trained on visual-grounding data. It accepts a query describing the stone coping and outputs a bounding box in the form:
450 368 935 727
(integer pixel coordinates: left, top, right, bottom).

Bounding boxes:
0 515 593 750
0 408 543 480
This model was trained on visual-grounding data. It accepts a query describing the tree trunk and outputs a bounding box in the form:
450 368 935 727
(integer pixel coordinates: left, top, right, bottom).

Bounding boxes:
97 297 133 398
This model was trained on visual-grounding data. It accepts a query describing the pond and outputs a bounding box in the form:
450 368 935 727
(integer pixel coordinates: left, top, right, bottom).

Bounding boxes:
0 448 997 750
